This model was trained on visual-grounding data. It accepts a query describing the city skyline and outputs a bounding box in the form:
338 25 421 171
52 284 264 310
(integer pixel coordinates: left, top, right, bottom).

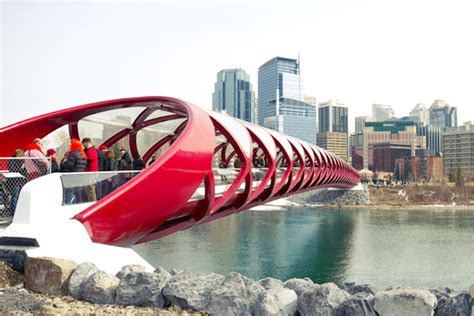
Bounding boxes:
2 1 474 132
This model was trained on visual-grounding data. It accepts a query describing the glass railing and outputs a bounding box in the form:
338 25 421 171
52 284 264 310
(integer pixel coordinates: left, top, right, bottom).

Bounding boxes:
189 167 274 201
59 164 316 207
60 171 141 205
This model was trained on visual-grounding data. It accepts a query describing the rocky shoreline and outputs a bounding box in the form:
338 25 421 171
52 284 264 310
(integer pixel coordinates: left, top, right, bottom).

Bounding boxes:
1 258 473 315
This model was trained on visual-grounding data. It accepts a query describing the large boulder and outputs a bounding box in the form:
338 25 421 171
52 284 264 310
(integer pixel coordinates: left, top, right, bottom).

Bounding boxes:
80 271 120 304
283 278 317 296
206 272 266 316
258 286 298 316
298 282 350 316
373 288 437 316
435 292 472 316
115 266 171 307
68 262 100 299
162 271 225 311
334 293 377 316
24 256 78 295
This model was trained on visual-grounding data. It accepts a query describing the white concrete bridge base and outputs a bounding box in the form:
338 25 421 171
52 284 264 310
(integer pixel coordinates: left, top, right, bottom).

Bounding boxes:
0 174 153 274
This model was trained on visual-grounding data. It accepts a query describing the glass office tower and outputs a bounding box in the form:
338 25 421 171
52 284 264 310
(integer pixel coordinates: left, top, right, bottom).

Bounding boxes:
257 57 316 144
212 69 255 123
317 100 349 160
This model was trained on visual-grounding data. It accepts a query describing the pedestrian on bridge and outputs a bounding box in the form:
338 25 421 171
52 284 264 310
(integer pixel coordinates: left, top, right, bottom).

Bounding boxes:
24 138 49 180
82 138 99 202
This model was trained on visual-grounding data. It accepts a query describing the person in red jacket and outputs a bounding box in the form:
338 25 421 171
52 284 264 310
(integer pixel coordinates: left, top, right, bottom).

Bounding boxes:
82 137 98 201
82 138 98 172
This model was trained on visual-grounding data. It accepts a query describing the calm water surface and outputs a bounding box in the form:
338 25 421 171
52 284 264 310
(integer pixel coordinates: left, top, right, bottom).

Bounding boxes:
134 208 474 290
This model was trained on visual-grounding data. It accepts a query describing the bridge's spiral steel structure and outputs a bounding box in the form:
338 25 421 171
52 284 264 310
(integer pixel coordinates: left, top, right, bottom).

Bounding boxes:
0 97 359 246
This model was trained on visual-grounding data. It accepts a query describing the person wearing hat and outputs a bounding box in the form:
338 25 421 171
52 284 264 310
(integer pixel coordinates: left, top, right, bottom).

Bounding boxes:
81 137 99 202
97 145 108 172
46 148 59 173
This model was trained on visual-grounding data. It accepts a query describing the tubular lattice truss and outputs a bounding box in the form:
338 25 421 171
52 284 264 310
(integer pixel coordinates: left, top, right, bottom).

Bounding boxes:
0 97 359 246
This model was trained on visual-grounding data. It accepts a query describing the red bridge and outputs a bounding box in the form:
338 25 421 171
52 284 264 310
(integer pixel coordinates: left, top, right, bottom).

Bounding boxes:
0 97 359 247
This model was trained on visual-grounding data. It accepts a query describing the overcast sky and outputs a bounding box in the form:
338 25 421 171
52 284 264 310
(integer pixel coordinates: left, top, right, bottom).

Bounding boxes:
2 0 474 131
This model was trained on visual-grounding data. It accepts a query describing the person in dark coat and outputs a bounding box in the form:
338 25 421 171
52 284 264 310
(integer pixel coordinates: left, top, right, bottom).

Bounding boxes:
60 139 87 204
105 150 117 171
101 150 118 197
60 139 87 172
46 148 59 173
97 145 108 172
118 149 132 171
132 155 145 171
118 149 132 185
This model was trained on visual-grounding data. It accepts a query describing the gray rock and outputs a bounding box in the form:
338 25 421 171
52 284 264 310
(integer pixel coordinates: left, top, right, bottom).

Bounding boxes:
162 271 225 311
206 272 266 316
373 288 437 316
334 294 377 316
115 265 145 280
430 287 459 302
470 285 473 298
298 282 351 316
154 266 172 279
68 262 99 299
288 185 369 206
283 278 317 296
341 282 376 295
115 268 171 307
435 292 471 316
258 277 284 290
430 288 449 303
81 271 120 304
257 286 298 316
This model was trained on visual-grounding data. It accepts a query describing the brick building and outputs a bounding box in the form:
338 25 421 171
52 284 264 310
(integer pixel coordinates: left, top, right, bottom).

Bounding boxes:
351 121 425 172
395 156 444 182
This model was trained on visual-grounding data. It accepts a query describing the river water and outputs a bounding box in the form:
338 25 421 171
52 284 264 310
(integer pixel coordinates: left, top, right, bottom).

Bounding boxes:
134 207 474 290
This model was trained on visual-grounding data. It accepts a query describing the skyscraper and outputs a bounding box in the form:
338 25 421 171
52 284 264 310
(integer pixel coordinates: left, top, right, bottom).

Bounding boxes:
417 124 442 155
429 99 457 130
257 57 316 144
443 122 474 180
212 69 255 123
372 103 395 121
409 103 429 126
317 100 349 160
318 100 348 133
355 116 371 133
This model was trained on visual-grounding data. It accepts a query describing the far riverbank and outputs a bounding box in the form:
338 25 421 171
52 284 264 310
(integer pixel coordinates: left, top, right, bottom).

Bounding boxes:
287 183 474 211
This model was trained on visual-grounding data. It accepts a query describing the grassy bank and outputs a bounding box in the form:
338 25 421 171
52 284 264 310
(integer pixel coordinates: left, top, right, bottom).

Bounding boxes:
369 183 474 206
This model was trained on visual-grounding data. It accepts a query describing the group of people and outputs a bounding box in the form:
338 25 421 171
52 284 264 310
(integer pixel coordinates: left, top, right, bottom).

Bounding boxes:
57 138 146 203
4 137 147 213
